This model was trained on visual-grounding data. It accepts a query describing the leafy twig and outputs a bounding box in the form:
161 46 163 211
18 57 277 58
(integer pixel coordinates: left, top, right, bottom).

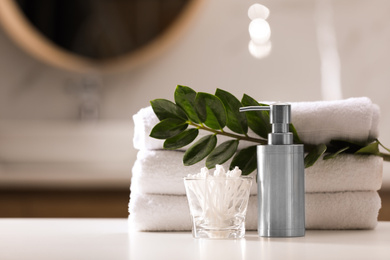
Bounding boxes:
187 121 267 144
149 85 390 175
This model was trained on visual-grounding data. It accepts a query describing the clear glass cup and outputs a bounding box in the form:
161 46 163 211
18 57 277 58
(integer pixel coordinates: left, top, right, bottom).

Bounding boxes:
184 176 253 239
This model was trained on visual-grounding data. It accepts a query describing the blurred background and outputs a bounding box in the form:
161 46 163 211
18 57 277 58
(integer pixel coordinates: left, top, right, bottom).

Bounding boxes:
0 0 389 219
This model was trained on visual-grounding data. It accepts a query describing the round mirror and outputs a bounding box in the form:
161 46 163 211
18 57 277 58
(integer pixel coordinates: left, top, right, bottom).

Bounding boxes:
0 0 203 73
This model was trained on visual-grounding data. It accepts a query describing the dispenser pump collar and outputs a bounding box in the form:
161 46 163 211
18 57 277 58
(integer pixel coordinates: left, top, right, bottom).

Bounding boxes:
239 103 293 145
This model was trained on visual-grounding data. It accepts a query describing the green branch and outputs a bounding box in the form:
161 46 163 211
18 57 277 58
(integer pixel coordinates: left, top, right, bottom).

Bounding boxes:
149 85 390 175
188 121 268 145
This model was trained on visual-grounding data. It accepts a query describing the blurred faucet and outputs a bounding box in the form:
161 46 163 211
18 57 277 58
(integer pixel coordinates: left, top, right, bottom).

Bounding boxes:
65 73 101 120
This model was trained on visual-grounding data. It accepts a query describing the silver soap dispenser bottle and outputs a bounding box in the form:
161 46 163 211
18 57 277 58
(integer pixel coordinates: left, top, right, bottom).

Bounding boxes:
240 103 305 237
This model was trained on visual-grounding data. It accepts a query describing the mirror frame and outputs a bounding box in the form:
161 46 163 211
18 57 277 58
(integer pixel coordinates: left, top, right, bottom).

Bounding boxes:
0 0 204 74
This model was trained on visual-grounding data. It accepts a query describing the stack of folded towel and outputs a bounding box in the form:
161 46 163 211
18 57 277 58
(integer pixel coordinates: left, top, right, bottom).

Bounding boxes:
129 97 383 231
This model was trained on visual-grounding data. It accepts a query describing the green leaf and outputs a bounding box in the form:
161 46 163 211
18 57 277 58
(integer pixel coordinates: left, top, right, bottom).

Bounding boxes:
150 99 187 121
206 140 239 169
183 135 217 166
241 94 270 139
323 146 350 160
376 139 390 153
328 140 366 153
289 124 302 144
195 92 226 130
304 144 327 168
355 141 380 155
230 146 257 175
174 85 201 123
215 89 248 134
163 128 199 150
149 118 188 139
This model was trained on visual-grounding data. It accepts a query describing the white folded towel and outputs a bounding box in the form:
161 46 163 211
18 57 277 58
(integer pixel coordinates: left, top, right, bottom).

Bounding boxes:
133 97 380 150
290 97 380 145
130 150 383 195
128 191 381 231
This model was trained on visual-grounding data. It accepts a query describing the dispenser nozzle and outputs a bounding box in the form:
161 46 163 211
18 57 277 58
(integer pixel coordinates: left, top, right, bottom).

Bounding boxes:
239 106 270 112
240 103 293 145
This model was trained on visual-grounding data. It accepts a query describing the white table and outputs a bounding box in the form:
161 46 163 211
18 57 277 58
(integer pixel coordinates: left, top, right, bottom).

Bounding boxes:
0 219 389 260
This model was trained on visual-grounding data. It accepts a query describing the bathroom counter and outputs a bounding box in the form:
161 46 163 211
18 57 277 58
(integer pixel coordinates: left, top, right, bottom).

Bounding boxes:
0 218 389 260
0 121 135 189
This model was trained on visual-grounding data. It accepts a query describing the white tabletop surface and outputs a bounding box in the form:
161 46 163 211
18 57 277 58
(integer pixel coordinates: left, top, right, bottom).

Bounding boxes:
0 219 389 260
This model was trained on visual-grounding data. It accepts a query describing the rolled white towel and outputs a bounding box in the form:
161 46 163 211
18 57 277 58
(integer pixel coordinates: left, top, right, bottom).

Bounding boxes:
290 97 380 145
128 191 381 231
130 150 383 195
133 97 380 150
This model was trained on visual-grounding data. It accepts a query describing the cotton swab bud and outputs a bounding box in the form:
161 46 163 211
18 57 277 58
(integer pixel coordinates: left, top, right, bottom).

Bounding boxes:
189 165 245 179
213 165 226 178
227 166 242 178
248 4 270 20
199 167 209 178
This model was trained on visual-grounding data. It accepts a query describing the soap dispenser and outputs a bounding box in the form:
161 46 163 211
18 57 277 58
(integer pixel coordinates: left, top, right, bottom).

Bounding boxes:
240 103 305 237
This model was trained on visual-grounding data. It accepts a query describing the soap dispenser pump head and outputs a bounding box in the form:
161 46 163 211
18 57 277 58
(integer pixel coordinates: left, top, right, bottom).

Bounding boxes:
239 103 293 145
